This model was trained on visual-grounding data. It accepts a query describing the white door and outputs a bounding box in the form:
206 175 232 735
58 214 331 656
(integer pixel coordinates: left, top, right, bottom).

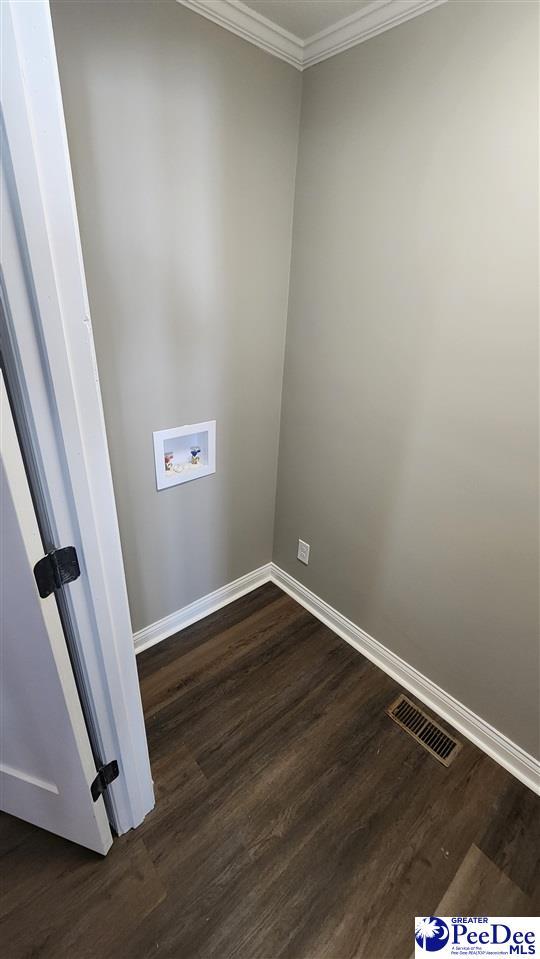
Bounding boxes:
1 0 154 837
0 370 112 854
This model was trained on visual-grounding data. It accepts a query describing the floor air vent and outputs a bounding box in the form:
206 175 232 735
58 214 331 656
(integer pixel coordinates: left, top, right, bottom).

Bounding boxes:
386 694 462 767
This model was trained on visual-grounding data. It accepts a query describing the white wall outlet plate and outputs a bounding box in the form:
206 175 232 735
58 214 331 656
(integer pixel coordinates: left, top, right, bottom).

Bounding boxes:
297 539 310 565
153 420 216 490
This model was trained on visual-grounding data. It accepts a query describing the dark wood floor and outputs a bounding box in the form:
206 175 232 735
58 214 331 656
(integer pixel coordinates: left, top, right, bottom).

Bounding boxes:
2 583 539 958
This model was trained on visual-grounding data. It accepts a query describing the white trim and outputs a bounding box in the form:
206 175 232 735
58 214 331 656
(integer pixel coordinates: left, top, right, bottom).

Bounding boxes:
1 0 154 834
176 0 448 71
270 564 540 796
302 0 448 68
134 564 273 654
134 559 539 794
178 0 303 69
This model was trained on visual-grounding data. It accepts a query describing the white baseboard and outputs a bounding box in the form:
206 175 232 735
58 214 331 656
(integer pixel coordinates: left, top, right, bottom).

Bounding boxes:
133 563 272 655
133 560 539 794
270 563 540 796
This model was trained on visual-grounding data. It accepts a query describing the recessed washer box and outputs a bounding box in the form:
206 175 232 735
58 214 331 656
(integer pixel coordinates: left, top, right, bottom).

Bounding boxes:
153 420 216 490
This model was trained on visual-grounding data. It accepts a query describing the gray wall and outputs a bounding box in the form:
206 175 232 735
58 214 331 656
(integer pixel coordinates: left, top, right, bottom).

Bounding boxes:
51 0 301 631
273 0 539 756
53 0 538 756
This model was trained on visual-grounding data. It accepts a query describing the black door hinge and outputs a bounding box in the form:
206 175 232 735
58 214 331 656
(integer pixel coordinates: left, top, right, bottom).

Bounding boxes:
91 760 119 802
33 546 81 598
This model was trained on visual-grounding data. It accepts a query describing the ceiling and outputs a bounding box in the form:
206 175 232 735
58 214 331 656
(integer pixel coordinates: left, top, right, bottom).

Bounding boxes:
241 1 373 41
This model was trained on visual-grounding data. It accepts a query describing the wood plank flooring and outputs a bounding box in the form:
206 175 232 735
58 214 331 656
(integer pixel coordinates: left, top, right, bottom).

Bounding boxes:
2 583 539 958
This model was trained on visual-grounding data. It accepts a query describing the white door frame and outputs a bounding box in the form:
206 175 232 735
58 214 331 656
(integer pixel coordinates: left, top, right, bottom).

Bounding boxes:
1 0 154 834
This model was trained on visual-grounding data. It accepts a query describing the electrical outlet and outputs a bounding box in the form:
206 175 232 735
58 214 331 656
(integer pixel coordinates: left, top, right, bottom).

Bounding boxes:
297 539 310 565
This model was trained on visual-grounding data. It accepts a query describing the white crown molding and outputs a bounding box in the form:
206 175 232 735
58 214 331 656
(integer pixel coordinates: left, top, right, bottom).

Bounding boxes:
303 0 448 68
176 0 448 71
177 0 304 69
134 560 540 795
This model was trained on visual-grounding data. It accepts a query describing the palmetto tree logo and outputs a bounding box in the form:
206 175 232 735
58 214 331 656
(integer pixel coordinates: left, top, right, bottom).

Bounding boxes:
415 917 450 952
